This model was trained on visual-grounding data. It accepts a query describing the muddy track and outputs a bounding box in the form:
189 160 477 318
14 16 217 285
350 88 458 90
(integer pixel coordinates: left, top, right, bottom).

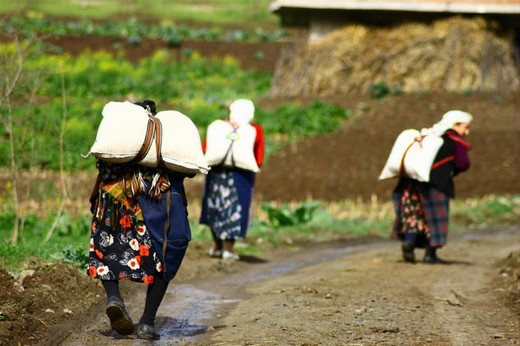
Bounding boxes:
59 226 519 345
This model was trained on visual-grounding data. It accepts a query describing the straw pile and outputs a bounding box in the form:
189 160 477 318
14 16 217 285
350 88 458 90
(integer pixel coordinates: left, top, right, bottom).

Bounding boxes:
271 16 520 96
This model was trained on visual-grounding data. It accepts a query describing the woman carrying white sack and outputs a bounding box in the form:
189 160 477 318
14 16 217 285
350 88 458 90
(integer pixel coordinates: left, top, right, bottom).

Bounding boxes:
391 110 473 264
87 100 207 340
200 99 265 260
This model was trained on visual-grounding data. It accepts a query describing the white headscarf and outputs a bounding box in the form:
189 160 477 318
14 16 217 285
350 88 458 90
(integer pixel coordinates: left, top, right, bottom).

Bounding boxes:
421 110 473 136
229 99 255 126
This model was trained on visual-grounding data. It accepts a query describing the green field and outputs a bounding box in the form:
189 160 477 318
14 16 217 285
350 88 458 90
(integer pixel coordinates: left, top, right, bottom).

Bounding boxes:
0 0 277 27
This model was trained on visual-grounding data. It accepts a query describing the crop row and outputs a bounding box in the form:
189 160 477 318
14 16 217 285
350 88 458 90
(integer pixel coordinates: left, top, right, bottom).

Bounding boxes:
1 14 287 45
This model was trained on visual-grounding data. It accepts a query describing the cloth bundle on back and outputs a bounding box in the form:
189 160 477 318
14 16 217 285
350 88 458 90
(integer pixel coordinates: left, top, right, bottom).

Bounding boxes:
88 101 209 174
86 100 207 340
200 99 265 260
380 110 473 265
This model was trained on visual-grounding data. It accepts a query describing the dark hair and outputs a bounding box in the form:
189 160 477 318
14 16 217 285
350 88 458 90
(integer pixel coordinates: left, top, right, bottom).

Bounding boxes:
134 100 156 115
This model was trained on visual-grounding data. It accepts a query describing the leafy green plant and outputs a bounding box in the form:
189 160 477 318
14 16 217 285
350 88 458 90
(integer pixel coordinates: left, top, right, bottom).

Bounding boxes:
261 201 321 228
55 213 91 237
0 212 89 271
259 102 350 136
56 245 90 268
369 82 405 99
369 82 391 99
0 15 286 43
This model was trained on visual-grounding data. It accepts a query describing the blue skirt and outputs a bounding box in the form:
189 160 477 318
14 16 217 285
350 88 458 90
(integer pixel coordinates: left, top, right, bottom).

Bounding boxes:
200 166 256 239
139 174 191 282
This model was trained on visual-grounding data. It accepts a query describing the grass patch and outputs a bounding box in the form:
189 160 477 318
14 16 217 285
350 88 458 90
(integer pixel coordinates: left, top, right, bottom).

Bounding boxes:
237 194 520 254
0 212 91 273
0 0 277 28
1 194 518 272
450 194 520 228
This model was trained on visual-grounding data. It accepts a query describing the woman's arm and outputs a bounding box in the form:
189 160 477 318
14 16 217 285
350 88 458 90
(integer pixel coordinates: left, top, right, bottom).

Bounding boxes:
252 124 265 167
454 141 470 173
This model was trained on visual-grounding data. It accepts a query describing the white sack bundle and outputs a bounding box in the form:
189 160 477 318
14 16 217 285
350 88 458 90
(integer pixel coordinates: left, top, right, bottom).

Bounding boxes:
139 110 209 174
378 129 443 182
204 119 260 172
89 101 150 162
88 101 209 175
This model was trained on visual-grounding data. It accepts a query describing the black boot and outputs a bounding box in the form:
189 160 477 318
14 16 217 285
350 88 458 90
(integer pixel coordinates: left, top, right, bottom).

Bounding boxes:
423 246 448 264
401 232 417 263
401 242 416 263
136 323 160 340
106 297 134 335
102 280 134 335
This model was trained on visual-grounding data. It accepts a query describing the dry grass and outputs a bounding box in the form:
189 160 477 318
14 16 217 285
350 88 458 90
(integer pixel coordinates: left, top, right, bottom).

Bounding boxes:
1 171 518 228
272 16 520 96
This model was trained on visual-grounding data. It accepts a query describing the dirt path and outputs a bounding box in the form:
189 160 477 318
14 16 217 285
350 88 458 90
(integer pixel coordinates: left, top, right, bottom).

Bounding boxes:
201 229 520 346
58 227 519 346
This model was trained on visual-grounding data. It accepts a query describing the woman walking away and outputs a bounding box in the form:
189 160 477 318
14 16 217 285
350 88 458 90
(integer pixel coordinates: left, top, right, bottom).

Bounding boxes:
200 99 265 260
391 110 473 264
88 100 196 340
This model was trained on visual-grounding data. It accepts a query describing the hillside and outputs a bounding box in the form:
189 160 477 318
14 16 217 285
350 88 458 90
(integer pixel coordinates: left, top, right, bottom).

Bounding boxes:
44 31 520 203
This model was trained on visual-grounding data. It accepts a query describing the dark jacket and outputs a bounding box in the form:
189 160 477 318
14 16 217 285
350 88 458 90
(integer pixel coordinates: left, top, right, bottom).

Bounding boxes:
429 129 471 197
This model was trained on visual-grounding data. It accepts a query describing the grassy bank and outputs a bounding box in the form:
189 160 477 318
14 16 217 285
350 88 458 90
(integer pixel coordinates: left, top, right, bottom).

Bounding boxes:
1 194 518 273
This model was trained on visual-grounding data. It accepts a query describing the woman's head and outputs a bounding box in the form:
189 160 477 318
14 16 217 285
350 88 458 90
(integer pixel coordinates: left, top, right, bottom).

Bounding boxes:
229 99 255 126
134 100 157 115
440 110 473 136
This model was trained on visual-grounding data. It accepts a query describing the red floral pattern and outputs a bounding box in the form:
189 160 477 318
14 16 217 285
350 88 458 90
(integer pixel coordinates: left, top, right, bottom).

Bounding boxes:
87 193 161 284
399 188 430 234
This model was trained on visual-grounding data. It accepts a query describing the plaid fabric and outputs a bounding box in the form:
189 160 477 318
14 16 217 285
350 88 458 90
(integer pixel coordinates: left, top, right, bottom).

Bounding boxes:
392 180 450 247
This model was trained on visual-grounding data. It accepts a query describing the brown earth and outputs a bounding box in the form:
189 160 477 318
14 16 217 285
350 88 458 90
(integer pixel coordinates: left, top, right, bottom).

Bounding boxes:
1 230 519 345
0 35 519 345
255 92 520 202
44 35 283 73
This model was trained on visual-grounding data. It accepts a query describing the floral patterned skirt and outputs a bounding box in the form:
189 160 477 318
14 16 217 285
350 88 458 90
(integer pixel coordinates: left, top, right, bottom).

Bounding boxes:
88 193 161 284
200 167 256 240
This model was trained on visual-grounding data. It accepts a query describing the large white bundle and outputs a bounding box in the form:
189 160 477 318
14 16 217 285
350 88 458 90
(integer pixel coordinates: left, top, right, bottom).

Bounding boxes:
378 129 444 182
205 119 260 172
89 101 150 162
88 101 209 175
139 110 209 174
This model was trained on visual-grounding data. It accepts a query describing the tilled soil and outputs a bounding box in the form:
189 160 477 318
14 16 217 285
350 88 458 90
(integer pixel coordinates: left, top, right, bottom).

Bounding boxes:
254 92 520 202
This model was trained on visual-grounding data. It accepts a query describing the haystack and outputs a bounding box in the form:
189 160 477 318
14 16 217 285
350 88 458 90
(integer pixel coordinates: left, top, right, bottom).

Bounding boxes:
271 17 520 96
